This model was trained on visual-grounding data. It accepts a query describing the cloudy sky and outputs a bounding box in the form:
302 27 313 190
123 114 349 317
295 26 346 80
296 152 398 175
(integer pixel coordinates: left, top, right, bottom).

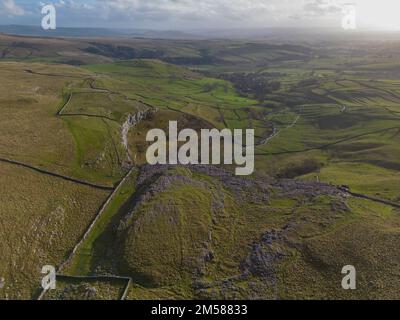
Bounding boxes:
1 0 400 30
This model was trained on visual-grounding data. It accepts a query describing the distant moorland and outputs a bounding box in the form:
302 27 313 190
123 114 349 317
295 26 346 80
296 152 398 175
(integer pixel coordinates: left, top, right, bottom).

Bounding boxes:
0 31 399 300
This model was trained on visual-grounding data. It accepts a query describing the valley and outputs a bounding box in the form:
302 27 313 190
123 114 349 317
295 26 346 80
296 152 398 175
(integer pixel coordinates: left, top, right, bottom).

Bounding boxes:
0 32 399 300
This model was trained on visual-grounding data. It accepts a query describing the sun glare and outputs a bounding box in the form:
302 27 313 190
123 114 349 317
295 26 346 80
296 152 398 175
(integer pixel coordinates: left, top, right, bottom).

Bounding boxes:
356 0 400 30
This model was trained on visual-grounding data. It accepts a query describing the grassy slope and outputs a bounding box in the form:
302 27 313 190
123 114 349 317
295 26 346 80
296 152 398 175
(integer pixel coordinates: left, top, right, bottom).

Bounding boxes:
66 169 138 275
84 60 264 131
248 59 400 203
0 161 109 299
110 166 400 300
1 37 400 300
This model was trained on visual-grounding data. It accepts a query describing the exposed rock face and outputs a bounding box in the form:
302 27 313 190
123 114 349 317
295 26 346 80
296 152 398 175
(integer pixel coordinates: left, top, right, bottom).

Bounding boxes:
135 164 272 204
121 108 157 165
241 224 294 279
103 164 350 297
116 166 226 286
275 179 346 198
330 199 350 212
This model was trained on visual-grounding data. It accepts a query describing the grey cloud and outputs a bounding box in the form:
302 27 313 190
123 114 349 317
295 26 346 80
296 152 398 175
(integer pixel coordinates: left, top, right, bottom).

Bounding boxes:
94 0 294 22
303 0 342 17
3 0 350 29
2 0 25 16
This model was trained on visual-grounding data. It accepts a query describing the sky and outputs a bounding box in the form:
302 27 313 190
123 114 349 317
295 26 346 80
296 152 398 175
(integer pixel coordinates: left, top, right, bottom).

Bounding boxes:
1 0 400 31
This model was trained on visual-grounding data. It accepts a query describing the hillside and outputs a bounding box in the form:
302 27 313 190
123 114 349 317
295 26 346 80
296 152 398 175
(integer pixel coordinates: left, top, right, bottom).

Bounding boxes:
57 165 399 300
0 34 399 300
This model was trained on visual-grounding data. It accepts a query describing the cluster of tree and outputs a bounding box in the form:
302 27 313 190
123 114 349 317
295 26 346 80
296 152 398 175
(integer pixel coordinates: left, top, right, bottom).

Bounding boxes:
220 72 281 101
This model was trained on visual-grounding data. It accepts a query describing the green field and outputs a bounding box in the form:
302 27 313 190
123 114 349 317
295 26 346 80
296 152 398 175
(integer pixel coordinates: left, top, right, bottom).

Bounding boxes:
0 33 399 300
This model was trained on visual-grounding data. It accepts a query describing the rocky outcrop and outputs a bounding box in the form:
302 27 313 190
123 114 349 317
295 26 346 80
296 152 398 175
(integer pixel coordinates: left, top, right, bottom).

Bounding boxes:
241 224 294 280
94 164 355 298
121 108 157 165
51 284 98 300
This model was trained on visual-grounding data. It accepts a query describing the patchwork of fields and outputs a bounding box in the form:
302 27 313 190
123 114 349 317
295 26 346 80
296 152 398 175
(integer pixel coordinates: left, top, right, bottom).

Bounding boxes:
0 35 399 299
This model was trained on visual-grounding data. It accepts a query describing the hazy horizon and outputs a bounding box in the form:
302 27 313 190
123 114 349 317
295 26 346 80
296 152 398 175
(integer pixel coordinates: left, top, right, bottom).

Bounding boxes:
1 0 400 31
